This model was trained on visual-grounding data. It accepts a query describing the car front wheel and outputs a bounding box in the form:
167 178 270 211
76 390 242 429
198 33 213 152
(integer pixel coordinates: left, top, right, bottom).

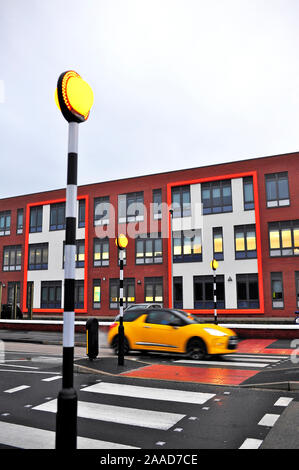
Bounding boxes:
186 338 207 360
111 336 130 355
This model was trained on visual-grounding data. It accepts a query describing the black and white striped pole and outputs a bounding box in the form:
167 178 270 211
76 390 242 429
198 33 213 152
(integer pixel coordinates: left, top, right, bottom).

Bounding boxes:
55 71 93 449
210 259 219 325
115 234 128 366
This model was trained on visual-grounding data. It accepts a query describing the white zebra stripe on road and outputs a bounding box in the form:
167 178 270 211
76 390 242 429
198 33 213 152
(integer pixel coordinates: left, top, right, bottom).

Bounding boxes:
82 382 215 405
174 359 270 368
33 399 185 430
0 420 138 449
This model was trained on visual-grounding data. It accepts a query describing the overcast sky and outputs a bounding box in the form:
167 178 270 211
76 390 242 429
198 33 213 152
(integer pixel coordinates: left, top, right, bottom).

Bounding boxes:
1 0 299 199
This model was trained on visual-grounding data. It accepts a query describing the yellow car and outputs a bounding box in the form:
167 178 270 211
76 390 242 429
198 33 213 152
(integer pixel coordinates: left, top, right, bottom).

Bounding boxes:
108 308 238 360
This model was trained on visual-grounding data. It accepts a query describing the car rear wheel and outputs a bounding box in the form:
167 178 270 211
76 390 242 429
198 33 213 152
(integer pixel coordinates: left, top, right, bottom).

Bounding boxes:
111 336 130 355
186 338 207 360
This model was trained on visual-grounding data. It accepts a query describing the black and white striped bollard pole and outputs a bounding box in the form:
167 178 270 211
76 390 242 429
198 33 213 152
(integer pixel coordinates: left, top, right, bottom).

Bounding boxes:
56 121 79 449
55 71 93 449
115 234 128 366
211 259 219 325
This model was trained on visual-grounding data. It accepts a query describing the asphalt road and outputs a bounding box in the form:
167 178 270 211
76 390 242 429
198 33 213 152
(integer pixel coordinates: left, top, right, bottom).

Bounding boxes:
0 338 298 452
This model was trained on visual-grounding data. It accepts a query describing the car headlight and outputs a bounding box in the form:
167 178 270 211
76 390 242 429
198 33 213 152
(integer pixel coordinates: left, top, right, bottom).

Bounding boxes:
203 328 228 337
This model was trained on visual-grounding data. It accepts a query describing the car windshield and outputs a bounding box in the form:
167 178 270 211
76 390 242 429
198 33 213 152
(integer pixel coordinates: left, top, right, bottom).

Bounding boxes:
125 304 161 310
173 309 202 323
114 310 146 322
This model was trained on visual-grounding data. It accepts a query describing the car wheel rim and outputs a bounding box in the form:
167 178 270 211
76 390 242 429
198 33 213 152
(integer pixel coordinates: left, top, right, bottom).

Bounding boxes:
188 341 205 360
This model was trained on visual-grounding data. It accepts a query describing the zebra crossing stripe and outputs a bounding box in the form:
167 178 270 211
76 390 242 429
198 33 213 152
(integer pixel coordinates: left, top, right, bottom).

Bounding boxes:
81 382 215 405
174 359 269 368
0 421 138 449
33 399 185 430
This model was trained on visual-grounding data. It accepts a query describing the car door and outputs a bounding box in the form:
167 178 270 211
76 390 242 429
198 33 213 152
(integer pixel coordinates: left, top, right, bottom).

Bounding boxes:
137 310 184 352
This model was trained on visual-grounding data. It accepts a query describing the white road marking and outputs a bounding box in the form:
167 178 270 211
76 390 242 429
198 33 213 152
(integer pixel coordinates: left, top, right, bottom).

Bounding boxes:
4 385 30 394
228 357 280 363
258 413 280 427
228 354 288 359
0 363 39 369
82 382 215 405
0 421 138 449
274 397 293 407
31 356 62 364
0 369 62 375
33 399 185 430
239 438 263 449
41 376 62 382
174 359 269 368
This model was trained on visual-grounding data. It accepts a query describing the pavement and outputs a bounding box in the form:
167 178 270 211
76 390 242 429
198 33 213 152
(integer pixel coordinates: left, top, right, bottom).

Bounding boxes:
2 328 299 449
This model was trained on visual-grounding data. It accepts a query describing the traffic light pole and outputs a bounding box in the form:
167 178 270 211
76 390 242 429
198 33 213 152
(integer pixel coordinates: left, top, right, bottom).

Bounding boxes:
56 121 78 449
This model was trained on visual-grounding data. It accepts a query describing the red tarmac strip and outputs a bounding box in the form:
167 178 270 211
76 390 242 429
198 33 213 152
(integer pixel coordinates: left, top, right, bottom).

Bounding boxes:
121 364 260 385
237 339 293 355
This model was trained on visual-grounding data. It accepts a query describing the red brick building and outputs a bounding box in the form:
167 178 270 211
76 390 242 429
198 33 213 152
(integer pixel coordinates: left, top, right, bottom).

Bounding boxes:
0 151 298 319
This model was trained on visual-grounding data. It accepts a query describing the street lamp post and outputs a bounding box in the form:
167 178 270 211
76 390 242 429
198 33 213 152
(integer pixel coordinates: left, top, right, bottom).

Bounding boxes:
55 70 93 449
210 259 219 325
115 234 128 366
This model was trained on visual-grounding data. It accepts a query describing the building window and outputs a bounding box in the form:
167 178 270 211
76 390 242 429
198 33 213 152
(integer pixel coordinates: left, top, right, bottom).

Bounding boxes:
118 192 144 223
3 246 22 271
269 220 299 257
63 240 85 268
144 277 163 304
173 230 202 262
17 209 24 234
265 172 290 208
78 200 85 228
75 280 84 309
93 238 109 266
29 206 43 233
213 227 224 261
0 211 11 236
201 180 232 214
236 274 259 309
94 196 110 226
171 185 191 218
153 189 162 219
75 240 85 268
26 281 34 309
234 225 257 259
295 272 299 308
243 176 255 210
93 279 101 309
109 278 135 309
271 272 284 309
193 275 225 309
8 282 20 304
136 234 163 264
173 276 183 309
41 281 62 309
28 243 48 270
50 203 65 231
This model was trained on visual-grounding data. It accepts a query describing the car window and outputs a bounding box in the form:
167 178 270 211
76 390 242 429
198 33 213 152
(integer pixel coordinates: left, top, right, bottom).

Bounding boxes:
145 310 185 325
114 311 145 322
